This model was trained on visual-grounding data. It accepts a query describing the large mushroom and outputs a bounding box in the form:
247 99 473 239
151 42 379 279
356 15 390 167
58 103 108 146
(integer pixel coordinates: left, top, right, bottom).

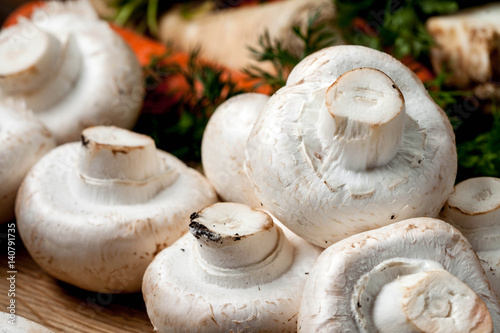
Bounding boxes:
142 202 321 332
246 45 457 247
440 177 500 298
0 104 55 223
202 93 269 207
299 217 500 332
0 0 144 144
15 126 217 293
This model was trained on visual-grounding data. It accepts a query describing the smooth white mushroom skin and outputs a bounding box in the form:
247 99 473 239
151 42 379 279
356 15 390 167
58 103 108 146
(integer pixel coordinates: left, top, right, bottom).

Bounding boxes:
0 1 144 144
0 106 55 223
0 312 54 333
298 217 500 332
247 45 457 247
440 177 500 298
202 93 269 206
143 202 321 332
16 126 217 293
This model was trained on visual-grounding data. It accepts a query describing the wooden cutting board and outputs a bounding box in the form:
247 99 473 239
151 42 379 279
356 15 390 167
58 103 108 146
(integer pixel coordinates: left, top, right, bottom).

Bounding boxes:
0 222 154 332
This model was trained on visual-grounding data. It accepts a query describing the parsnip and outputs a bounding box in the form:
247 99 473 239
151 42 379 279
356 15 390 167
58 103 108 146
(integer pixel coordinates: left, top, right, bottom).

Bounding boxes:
427 3 500 88
158 0 339 71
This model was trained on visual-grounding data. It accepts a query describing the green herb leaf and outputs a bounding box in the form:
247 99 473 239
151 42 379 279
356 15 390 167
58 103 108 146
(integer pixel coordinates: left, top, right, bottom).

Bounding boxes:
244 10 337 92
336 0 460 59
135 50 245 163
457 103 500 178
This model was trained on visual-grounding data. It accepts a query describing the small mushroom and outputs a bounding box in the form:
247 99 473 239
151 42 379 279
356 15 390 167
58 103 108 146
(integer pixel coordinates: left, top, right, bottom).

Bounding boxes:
15 126 217 293
1 312 54 333
298 217 500 332
0 104 55 223
202 93 269 206
0 1 144 144
440 177 500 297
246 45 457 247
142 202 321 332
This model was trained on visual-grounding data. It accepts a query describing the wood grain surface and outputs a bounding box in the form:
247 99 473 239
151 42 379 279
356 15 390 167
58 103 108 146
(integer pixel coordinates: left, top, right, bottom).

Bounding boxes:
0 222 155 332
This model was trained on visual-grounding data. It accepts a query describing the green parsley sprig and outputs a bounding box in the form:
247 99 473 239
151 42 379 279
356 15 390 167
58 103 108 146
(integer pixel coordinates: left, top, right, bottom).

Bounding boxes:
134 50 244 162
243 10 337 92
335 0 459 59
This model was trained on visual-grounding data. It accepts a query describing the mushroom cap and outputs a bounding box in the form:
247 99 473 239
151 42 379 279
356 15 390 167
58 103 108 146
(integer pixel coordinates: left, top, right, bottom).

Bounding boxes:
142 203 321 332
202 93 269 206
0 1 144 144
246 45 457 247
15 128 217 293
440 177 500 299
0 312 54 333
298 217 500 332
0 105 55 223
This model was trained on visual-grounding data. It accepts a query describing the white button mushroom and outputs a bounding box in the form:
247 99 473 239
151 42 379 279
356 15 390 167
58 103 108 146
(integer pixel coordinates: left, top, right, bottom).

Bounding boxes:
0 105 55 223
1 312 54 333
202 93 270 207
0 1 144 144
142 202 321 332
15 126 217 293
298 217 500 332
440 177 500 298
246 45 457 247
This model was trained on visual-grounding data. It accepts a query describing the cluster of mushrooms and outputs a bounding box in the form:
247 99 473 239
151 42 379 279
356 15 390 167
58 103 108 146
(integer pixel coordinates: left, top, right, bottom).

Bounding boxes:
2 1 500 333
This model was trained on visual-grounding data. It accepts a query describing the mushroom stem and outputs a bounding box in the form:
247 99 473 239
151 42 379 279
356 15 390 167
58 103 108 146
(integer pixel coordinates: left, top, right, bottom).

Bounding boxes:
76 126 176 205
80 126 162 181
373 270 493 333
441 177 500 252
318 68 406 171
189 203 294 288
440 177 500 298
0 22 81 109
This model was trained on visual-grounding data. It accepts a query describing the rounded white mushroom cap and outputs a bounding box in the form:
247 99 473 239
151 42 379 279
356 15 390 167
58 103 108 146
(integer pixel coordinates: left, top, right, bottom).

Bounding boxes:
440 177 500 298
0 312 54 333
0 104 55 223
15 126 217 293
0 1 144 144
246 45 457 247
202 93 269 207
298 217 500 332
142 202 321 332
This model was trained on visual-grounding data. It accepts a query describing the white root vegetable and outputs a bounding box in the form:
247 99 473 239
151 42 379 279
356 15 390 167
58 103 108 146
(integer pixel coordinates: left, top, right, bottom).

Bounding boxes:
0 0 144 144
299 217 500 332
202 93 269 206
440 177 500 298
159 0 338 71
142 202 321 332
0 104 55 224
1 312 54 333
427 3 500 88
246 45 457 247
15 126 217 293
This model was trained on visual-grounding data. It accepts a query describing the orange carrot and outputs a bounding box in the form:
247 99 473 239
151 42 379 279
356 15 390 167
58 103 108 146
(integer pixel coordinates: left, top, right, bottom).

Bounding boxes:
400 55 435 83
